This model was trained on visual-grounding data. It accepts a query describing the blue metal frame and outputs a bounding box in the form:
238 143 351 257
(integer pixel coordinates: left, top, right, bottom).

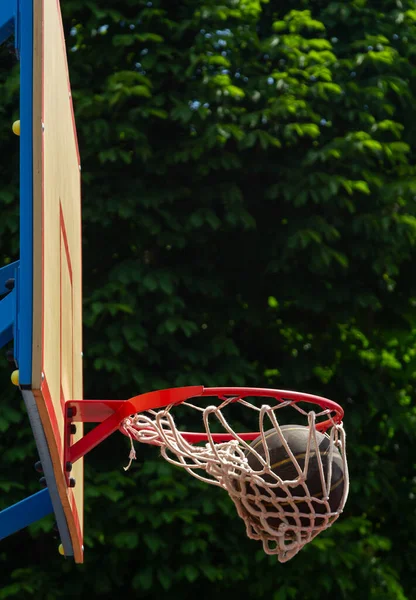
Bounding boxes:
0 0 75 557
18 0 33 386
0 1 33 380
0 0 51 543
0 489 53 540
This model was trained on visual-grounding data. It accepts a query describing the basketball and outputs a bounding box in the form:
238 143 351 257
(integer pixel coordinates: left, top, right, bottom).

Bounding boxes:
241 425 345 531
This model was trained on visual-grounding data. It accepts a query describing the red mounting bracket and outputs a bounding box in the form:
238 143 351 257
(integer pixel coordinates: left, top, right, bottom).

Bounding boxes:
63 386 204 472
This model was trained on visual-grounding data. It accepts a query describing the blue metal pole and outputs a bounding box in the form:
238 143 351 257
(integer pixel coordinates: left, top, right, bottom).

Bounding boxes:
0 489 53 539
18 0 34 385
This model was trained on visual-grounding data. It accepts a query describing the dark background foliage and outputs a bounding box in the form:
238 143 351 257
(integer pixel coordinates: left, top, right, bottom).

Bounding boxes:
1 0 416 598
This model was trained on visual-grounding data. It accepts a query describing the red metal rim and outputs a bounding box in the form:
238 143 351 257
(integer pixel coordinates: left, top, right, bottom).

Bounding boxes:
201 387 343 420
118 386 344 443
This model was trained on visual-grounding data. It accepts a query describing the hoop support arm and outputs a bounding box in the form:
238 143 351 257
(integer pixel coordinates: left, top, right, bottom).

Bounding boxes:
65 386 204 464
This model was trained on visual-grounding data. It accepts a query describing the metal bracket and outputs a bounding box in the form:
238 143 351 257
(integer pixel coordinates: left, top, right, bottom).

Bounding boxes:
64 400 140 468
0 488 53 540
0 261 18 292
64 387 204 468
0 262 19 352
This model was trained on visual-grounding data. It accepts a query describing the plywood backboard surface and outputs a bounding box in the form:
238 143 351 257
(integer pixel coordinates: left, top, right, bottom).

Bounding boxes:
32 0 84 563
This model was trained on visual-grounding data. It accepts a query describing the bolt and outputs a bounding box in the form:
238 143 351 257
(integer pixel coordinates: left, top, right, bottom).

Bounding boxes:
70 424 77 435
65 462 73 472
69 477 76 488
34 460 43 473
67 407 75 418
5 278 15 290
39 476 47 487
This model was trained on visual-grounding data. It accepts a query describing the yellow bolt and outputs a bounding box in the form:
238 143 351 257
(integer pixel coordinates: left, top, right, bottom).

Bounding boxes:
58 544 65 556
12 120 20 136
11 370 19 386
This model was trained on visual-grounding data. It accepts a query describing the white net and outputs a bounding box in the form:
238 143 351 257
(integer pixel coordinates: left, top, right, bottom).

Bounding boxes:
121 390 349 563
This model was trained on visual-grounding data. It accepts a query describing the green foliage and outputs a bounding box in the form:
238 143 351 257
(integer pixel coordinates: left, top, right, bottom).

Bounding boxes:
1 0 416 598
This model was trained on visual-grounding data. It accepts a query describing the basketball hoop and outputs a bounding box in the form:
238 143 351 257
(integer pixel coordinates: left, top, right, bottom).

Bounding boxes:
120 387 349 563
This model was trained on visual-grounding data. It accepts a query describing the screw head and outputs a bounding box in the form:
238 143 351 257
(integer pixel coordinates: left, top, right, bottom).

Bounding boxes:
67 407 75 418
68 477 76 488
70 424 77 435
65 461 73 473
34 460 43 473
39 476 47 487
5 278 15 290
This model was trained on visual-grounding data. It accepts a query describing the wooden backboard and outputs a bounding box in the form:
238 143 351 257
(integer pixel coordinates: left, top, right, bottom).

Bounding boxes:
30 0 83 562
